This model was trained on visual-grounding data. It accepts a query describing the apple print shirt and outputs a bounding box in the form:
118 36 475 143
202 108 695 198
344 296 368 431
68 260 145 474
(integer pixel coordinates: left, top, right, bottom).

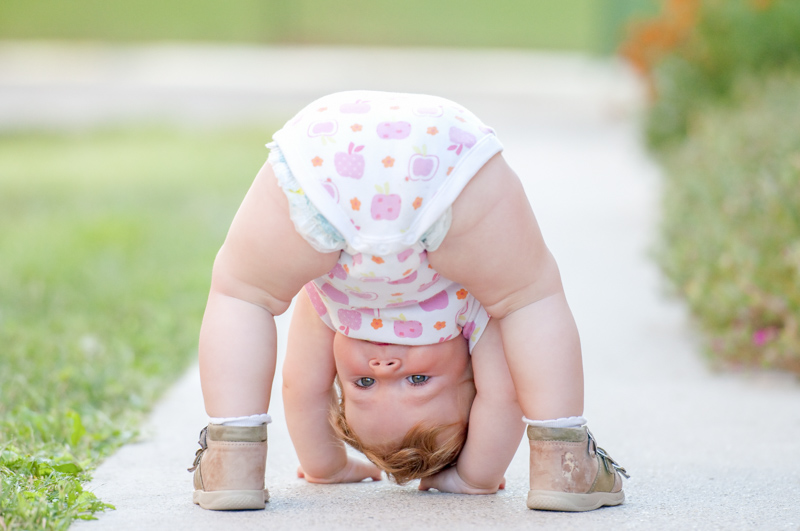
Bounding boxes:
269 91 503 351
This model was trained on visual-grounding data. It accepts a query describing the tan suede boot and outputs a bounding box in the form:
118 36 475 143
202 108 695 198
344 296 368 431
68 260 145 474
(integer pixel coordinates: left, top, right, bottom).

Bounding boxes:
526 425 628 512
188 424 270 510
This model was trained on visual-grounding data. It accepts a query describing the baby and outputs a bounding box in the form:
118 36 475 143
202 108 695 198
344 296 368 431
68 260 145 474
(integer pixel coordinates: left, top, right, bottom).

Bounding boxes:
189 90 628 512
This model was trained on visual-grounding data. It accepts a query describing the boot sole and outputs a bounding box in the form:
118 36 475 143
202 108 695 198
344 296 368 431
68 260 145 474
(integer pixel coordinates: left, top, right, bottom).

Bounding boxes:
193 489 270 510
527 489 624 512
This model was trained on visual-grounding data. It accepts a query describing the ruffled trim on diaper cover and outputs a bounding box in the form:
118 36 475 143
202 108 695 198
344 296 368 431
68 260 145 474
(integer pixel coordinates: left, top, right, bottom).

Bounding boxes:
268 141 452 255
267 142 347 254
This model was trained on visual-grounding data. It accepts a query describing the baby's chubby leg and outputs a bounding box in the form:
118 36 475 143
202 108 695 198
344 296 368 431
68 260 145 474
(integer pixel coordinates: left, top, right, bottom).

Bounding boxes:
192 161 339 510
429 153 626 511
199 160 340 417
429 153 583 421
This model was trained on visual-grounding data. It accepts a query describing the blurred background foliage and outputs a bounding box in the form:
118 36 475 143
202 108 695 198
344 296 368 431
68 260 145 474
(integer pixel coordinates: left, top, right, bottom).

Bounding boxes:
0 0 657 54
620 0 800 373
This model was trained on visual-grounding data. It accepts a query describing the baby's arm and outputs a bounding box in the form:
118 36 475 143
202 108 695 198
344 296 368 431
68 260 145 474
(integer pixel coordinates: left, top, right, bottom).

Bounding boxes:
419 318 524 494
283 289 382 484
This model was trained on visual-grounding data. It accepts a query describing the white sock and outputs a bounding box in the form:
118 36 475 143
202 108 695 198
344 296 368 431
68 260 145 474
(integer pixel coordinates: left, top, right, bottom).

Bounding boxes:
209 413 272 427
523 416 586 428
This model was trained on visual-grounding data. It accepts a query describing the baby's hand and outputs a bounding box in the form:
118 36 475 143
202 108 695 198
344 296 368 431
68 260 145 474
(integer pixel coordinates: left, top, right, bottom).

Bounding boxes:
418 466 505 495
297 457 382 484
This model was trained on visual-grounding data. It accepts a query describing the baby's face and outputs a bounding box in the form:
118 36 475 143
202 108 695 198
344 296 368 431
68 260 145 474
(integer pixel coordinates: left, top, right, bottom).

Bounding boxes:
333 333 475 448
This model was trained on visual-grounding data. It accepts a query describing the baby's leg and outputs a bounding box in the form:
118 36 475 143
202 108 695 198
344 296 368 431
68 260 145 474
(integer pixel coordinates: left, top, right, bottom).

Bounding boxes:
429 153 583 421
199 160 340 417
429 153 627 511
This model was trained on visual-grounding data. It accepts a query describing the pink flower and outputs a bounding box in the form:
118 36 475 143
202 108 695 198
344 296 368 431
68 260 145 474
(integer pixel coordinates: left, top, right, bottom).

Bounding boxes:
752 327 778 346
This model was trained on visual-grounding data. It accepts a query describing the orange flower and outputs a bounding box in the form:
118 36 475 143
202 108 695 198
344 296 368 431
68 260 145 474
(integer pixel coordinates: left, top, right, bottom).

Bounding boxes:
391 292 403 297
343 264 349 273
390 106 400 110
371 319 383 329
372 256 385 264
351 124 363 132
447 166 454 176
427 126 439 135
455 116 466 122
412 197 423 210
350 197 361 211
382 156 395 168
312 156 323 167
434 321 446 330
456 289 468 300
318 107 327 112
402 269 413 276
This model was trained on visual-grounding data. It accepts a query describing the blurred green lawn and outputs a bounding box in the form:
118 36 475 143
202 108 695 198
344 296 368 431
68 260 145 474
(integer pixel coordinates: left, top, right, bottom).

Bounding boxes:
0 127 268 529
0 0 657 53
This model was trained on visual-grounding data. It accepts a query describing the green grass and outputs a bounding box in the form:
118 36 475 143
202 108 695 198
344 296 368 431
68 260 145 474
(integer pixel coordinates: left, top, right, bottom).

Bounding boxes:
656 72 800 373
0 0 657 54
0 127 269 529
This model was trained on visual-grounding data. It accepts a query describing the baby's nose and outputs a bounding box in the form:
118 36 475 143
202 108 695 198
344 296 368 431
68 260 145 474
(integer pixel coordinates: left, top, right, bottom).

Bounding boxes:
368 358 401 371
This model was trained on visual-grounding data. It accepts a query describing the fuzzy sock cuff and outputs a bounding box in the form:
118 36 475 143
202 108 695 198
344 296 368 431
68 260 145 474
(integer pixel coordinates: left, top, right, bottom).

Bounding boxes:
522 416 586 428
209 413 272 427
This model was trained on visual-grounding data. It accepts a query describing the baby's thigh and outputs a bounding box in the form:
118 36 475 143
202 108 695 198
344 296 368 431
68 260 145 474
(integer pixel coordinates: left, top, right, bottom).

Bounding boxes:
428 154 560 318
212 161 340 314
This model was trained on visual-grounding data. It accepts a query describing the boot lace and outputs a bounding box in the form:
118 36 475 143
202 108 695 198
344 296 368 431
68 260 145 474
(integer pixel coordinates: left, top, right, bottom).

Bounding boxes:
588 429 630 479
187 426 208 473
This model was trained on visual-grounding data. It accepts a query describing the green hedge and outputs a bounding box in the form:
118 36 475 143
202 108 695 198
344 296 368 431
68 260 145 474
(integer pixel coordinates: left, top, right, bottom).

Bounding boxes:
643 0 800 373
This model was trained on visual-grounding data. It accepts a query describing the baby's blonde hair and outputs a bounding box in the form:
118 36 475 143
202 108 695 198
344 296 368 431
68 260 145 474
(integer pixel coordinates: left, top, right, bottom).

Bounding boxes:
329 378 467 484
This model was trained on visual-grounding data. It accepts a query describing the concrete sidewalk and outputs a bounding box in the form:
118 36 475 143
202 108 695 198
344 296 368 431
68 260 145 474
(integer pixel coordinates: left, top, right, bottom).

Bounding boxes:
3 43 797 530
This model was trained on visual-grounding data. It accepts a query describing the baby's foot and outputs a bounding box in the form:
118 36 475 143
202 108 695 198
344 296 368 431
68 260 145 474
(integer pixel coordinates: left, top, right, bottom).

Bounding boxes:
526 425 628 511
188 424 270 510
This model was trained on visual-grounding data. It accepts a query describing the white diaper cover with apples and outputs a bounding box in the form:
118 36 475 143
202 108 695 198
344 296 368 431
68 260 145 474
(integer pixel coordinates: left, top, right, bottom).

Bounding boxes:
269 90 503 349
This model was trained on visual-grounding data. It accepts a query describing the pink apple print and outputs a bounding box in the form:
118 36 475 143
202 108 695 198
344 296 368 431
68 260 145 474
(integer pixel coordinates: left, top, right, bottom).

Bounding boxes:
321 178 339 203
304 284 327 316
388 270 418 285
376 121 412 139
407 145 439 182
335 142 365 179
340 100 370 113
419 290 448 312
387 299 417 308
394 318 423 339
371 182 401 221
397 248 414 262
448 127 477 155
338 309 362 335
308 120 338 137
360 273 391 283
321 283 349 305
346 287 378 301
412 105 443 117
462 321 477 339
417 272 441 292
328 263 347 280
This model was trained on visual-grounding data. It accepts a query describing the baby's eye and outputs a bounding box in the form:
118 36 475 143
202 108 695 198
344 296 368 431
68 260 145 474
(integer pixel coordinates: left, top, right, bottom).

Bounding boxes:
407 375 429 385
355 377 375 388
